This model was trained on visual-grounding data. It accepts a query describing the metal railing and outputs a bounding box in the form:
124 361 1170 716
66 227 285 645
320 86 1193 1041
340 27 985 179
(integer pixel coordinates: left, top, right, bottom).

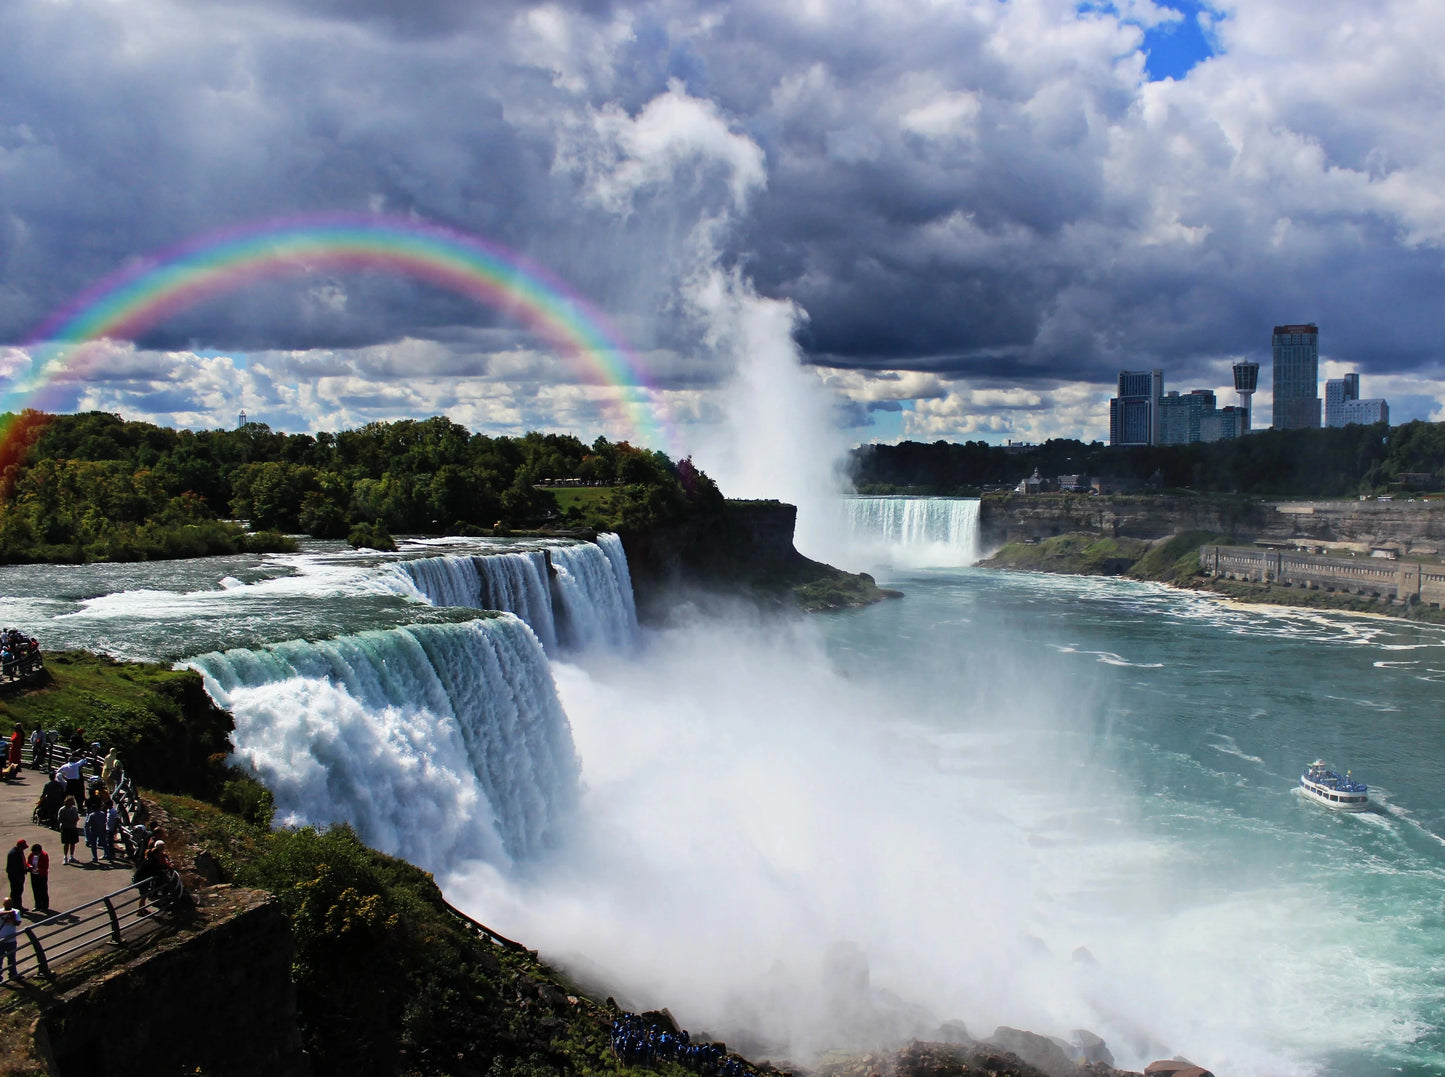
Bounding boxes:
2 869 184 982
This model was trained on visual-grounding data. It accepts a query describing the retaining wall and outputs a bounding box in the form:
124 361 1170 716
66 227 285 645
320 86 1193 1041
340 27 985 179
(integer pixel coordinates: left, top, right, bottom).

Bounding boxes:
1199 545 1445 607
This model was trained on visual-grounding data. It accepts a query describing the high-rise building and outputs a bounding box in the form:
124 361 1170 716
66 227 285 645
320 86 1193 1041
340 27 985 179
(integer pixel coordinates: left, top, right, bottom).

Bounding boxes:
1272 323 1320 429
1232 360 1259 433
1109 369 1163 446
1325 373 1361 427
1158 389 1219 445
1201 406 1246 442
1340 398 1389 426
238 410 248 429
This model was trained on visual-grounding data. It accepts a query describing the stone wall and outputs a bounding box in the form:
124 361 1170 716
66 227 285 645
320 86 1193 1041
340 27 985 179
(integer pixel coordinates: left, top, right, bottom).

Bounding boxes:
1199 545 1445 608
32 889 309 1077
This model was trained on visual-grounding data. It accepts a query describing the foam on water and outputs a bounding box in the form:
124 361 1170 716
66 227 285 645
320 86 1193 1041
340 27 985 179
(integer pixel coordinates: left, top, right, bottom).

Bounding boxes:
191 616 579 869
10 543 1445 1074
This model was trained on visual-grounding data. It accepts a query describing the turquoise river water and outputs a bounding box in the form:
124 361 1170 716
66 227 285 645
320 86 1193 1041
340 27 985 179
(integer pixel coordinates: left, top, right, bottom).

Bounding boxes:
0 521 1440 1076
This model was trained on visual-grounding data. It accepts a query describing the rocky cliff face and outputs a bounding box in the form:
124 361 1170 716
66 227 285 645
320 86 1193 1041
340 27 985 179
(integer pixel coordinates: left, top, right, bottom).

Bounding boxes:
1249 499 1445 554
979 494 1270 550
621 500 838 618
980 494 1445 555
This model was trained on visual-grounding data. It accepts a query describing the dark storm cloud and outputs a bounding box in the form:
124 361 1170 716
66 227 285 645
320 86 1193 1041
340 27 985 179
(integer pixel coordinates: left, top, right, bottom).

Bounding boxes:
3 0 1444 440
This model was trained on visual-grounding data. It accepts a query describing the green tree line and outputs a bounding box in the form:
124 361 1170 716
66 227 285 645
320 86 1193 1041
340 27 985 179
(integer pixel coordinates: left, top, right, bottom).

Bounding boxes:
850 420 1445 497
0 410 721 563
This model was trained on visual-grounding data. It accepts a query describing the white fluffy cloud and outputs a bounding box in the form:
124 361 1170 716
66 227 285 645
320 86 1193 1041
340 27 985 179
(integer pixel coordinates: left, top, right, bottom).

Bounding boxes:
2 0 1443 452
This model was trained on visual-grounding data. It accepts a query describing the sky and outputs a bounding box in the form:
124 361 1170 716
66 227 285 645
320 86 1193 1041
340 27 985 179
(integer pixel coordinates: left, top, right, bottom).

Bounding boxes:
2 0 1443 454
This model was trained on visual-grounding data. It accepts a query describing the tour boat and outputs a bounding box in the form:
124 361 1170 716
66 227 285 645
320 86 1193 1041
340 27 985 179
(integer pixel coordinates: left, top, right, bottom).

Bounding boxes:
1299 759 1369 811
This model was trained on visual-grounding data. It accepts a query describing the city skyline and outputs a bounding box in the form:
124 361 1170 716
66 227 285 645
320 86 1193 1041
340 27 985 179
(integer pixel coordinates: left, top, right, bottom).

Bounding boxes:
2 1 1444 458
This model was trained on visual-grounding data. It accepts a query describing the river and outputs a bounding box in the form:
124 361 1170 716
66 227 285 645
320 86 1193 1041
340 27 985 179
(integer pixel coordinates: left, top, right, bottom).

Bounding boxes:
0 503 1441 1076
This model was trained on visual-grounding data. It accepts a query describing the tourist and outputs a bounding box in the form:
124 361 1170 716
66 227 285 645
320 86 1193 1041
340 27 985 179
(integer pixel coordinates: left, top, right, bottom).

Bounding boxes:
27 727 44 771
5 840 27 914
27 844 49 913
0 898 20 980
7 725 22 769
36 771 66 827
100 748 121 788
57 795 80 864
106 802 123 861
134 839 171 914
57 756 85 806
84 803 106 863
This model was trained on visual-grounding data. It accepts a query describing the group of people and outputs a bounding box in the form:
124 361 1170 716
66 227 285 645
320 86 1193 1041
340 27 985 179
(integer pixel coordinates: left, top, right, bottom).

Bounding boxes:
35 746 133 863
1 826 172 980
0 629 42 682
610 1014 749 1076
23 724 95 776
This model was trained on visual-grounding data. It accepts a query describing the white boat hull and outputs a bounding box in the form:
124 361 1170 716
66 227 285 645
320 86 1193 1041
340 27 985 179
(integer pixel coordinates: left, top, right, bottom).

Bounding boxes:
1299 780 1369 812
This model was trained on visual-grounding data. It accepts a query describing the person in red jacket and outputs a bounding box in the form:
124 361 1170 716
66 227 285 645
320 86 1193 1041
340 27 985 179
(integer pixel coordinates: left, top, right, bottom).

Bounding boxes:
26 844 48 913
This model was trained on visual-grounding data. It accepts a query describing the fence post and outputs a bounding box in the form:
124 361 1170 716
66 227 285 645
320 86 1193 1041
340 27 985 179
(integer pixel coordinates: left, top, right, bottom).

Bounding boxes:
23 926 49 977
103 895 123 944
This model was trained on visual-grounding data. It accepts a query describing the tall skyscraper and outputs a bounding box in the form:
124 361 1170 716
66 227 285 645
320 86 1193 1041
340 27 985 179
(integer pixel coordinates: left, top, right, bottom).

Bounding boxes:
1109 369 1163 446
1325 373 1360 427
1272 323 1320 429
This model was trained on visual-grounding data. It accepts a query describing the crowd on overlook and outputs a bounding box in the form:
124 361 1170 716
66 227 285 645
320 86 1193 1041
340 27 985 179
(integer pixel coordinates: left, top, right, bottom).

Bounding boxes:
0 629 42 682
611 1014 750 1076
1 726 177 982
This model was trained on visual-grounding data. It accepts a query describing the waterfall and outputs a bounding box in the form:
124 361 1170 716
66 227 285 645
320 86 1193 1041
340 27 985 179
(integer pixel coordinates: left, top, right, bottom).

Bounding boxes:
190 616 578 870
396 550 558 651
846 497 981 568
550 535 638 651
396 536 637 654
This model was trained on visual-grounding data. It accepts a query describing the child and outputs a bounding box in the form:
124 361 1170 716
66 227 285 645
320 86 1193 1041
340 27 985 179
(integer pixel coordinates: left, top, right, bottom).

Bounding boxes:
0 897 20 980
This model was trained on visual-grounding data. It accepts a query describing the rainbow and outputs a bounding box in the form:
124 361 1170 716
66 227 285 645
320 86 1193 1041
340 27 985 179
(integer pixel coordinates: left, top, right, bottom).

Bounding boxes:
3 213 676 455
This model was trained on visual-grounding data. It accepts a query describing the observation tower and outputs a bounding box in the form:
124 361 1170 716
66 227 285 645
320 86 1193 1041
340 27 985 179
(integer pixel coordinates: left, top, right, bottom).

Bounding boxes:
1232 360 1259 433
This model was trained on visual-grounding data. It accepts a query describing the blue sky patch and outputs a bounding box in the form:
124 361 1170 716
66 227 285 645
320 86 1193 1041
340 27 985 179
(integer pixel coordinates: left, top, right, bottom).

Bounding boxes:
1079 1 1220 81
1142 1 1218 81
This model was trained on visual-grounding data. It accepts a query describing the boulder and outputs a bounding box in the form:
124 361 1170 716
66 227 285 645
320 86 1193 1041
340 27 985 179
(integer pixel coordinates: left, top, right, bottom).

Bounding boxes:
192 849 223 885
934 1020 972 1044
987 1026 1078 1077
1145 1060 1214 1077
1070 1029 1115 1067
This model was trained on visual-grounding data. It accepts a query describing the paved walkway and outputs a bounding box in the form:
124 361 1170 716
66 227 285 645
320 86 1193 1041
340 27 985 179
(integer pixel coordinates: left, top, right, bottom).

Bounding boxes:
0 764 134 920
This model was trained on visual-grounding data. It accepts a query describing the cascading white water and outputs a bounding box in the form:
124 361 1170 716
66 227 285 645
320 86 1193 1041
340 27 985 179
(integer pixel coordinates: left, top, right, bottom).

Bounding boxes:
549 535 638 651
393 536 637 654
397 550 559 652
190 616 578 870
846 497 981 569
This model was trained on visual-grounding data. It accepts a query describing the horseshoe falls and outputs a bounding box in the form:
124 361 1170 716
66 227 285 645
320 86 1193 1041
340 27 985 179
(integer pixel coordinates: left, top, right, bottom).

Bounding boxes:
845 496 980 568
191 616 578 871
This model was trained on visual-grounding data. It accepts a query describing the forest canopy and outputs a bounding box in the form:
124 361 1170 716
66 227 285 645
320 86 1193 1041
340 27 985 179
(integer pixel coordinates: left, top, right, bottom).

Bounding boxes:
849 421 1445 497
0 411 720 564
